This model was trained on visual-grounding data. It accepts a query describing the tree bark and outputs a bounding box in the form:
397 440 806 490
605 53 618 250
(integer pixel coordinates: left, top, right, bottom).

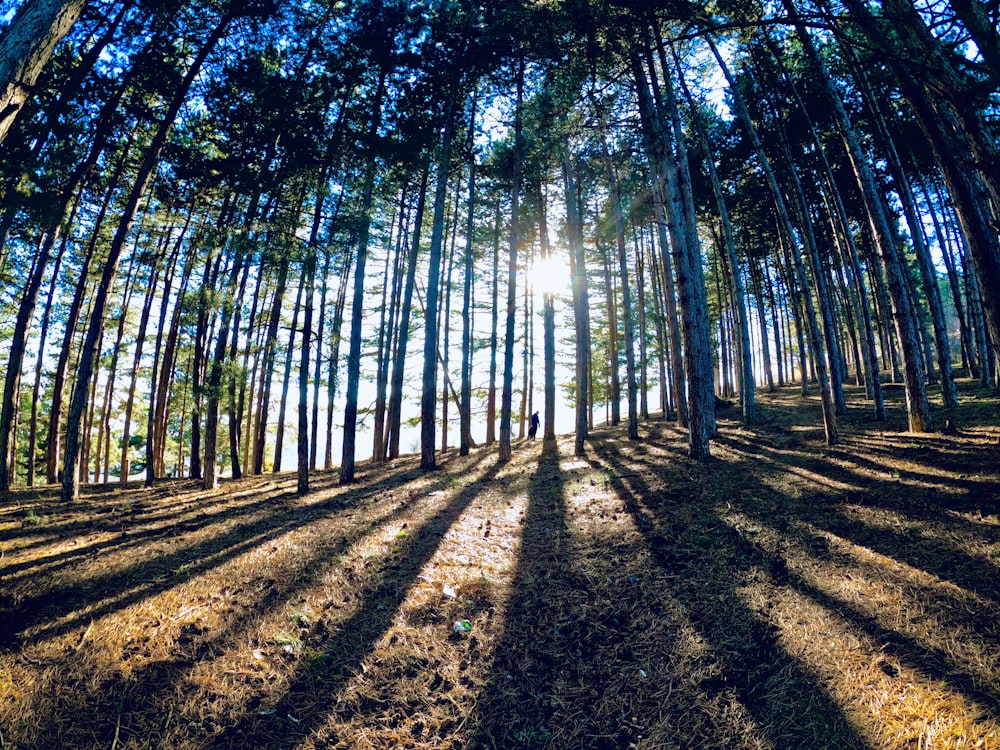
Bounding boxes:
563 143 589 457
387 167 427 460
273 277 305 473
498 61 523 464
486 204 500 446
0 0 88 145
341 70 386 484
421 88 458 471
460 98 478 454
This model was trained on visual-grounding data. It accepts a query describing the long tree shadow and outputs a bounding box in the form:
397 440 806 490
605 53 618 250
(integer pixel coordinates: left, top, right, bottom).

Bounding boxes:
0 462 439 647
465 440 575 748
211 456 504 749
782 562 1000 715
10 452 496 749
586 431 875 749
710 429 1000 603
467 436 828 748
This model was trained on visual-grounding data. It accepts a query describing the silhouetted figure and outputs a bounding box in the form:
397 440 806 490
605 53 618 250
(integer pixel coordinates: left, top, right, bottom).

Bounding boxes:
529 410 540 440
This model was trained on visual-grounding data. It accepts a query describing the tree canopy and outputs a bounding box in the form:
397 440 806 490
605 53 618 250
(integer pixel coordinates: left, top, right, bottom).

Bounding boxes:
0 0 998 497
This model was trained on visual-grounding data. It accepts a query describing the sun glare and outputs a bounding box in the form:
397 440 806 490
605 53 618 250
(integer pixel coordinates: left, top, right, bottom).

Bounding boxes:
530 251 571 299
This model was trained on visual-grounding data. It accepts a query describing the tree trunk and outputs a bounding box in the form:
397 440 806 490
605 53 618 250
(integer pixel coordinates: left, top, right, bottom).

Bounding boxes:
498 63 523 464
563 143 590 457
387 167 428 460
0 233 55 490
685 85 755 423
189 249 222 480
0 0 88 145
298 242 316 495
26 208 73 486
252 249 290 474
460 98 478 455
600 237 621 426
341 71 386 484
772 119 847 415
441 191 460 450
311 244 332 470
634 229 650 420
374 191 404 463
638 42 714 455
540 182 557 439
631 49 690 430
325 246 353 468
146 208 192 486
63 10 234 500
486 205 500 446
710 37 838 444
645 227 670 415
601 134 639 438
273 277 305 473
847 47 958 409
420 89 458 471
808 2 938 430
120 262 158 483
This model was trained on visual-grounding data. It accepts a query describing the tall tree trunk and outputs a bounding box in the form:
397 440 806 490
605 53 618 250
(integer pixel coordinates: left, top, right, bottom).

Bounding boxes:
64 10 234 500
44 127 135 485
634 230 650 420
563 143 590 457
683 79 755 423
298 242 316 495
387 167 428 460
601 134 639 438
146 208 191 486
97 265 139 483
865 91 958 408
631 48 691 430
252 250 290 474
639 40 714 455
189 248 222 480
0 233 55 490
420 89 458 471
762 256 784 387
798 4 933 430
460 98 478 455
710 37 838 444
0 0 88 145
772 119 847 415
311 245 332 470
600 241 621 426
499 62 523 464
325 246 353 468
26 208 73 486
441 192 459 450
849 0 1000 349
540 181 557 439
203 237 252 488
749 259 775 392
374 192 404 463
645 227 670 414
120 262 158 482
341 71 386 484
273 277 305 473
486 205 500 446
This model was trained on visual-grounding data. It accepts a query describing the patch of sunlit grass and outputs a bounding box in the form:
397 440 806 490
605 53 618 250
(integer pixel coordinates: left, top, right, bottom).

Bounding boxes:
739 579 1000 750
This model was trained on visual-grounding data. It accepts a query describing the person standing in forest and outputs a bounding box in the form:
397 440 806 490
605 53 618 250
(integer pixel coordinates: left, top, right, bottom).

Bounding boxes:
529 410 540 440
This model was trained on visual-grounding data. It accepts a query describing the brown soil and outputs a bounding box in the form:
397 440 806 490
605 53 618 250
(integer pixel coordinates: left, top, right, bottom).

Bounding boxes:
1 381 999 749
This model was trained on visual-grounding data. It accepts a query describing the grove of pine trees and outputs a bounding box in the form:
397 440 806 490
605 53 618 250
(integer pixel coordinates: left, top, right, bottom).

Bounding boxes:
1 0 998 500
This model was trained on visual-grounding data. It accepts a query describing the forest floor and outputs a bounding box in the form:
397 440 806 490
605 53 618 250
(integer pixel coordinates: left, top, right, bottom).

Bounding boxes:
1 380 999 750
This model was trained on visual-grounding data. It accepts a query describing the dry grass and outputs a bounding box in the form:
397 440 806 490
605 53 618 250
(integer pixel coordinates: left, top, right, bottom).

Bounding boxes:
1 379 999 749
